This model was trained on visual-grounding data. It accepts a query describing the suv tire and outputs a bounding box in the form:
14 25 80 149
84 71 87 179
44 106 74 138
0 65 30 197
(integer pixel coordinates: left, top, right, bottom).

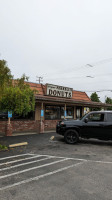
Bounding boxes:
64 129 79 144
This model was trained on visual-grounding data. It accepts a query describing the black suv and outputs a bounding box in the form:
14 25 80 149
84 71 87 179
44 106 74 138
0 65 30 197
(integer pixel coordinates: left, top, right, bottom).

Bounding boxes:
56 111 112 144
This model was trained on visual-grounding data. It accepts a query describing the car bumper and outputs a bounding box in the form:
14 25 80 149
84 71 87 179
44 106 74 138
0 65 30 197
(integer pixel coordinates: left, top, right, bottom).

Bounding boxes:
56 125 65 136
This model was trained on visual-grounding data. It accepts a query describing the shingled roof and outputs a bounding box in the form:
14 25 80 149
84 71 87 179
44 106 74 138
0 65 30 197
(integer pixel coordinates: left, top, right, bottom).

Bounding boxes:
25 82 112 108
27 82 91 102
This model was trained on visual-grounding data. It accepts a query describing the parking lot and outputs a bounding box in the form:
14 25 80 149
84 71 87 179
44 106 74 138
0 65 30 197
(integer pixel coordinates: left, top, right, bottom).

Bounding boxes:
0 132 112 200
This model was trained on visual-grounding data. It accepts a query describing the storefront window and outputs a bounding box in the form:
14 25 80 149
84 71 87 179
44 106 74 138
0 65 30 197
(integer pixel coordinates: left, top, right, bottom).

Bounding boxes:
45 106 60 120
61 107 74 119
45 106 74 120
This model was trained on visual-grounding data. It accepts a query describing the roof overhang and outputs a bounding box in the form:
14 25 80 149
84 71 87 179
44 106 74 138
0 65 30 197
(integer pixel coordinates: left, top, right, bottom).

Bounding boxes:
35 95 112 108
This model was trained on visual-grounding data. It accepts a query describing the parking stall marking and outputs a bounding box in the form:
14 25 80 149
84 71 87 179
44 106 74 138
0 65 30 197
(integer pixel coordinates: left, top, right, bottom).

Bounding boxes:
37 154 112 164
0 157 53 172
0 153 33 161
0 154 47 166
0 158 70 179
0 161 84 191
0 153 112 191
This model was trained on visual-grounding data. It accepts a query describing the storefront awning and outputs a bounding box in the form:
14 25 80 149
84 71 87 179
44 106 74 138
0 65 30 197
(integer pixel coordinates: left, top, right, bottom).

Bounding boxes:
35 95 112 108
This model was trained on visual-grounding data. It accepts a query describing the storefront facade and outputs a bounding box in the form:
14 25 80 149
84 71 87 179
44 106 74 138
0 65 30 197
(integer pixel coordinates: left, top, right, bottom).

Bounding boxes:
0 82 111 136
33 83 111 132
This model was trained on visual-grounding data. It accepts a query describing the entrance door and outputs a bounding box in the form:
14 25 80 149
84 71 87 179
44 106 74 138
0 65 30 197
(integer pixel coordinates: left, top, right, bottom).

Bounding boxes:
76 106 82 119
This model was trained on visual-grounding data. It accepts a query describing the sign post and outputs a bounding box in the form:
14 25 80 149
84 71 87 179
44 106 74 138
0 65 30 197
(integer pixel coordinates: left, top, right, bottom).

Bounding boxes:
40 102 44 133
6 111 12 136
64 104 67 119
64 110 67 119
41 110 44 118
8 111 12 124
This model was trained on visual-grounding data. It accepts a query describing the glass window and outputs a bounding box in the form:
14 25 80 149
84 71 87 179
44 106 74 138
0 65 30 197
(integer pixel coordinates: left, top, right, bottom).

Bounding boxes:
61 107 74 119
45 106 74 120
45 106 60 120
88 113 104 122
107 113 112 122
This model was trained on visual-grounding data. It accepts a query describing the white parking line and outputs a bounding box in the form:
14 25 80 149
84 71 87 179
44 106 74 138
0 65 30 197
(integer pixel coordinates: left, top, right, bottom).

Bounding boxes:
35 154 88 161
0 153 112 192
89 160 112 164
0 153 33 161
0 157 53 172
0 158 69 179
0 155 46 166
0 161 84 191
36 154 112 164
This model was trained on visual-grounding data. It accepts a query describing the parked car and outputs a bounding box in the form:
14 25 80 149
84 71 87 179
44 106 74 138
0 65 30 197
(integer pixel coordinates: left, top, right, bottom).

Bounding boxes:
0 112 8 119
56 111 112 144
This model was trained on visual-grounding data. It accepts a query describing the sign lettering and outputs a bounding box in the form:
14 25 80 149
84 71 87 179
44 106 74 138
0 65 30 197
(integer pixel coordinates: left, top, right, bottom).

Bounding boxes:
46 84 73 98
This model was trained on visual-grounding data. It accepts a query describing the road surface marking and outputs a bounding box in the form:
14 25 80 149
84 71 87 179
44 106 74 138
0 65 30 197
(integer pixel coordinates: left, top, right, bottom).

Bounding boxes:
0 155 46 166
35 154 112 164
0 157 52 172
0 158 69 179
0 153 33 161
0 161 84 191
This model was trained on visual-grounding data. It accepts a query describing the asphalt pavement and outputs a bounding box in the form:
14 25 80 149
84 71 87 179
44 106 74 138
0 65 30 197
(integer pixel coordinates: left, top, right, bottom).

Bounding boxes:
0 132 112 200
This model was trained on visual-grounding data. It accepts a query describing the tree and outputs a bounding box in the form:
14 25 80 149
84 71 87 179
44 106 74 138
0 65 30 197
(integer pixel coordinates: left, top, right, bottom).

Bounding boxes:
105 97 112 110
90 92 100 102
0 60 36 116
90 92 101 111
0 60 13 97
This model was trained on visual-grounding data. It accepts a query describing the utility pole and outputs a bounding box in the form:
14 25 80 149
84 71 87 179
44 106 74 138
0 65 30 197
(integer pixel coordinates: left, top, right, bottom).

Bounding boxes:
36 76 43 84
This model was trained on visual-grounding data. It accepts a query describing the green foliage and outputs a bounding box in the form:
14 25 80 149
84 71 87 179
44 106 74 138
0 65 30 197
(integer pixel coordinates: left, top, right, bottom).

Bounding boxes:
0 60 36 116
90 92 101 111
105 97 112 110
0 86 35 116
0 60 13 97
90 92 100 102
0 144 8 150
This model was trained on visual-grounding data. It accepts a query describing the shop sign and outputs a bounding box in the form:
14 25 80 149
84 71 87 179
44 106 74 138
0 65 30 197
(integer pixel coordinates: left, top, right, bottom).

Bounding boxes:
46 84 73 98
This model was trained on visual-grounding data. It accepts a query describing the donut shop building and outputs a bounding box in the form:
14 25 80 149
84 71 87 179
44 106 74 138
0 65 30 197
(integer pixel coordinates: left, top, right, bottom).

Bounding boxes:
31 82 109 133
1 82 111 136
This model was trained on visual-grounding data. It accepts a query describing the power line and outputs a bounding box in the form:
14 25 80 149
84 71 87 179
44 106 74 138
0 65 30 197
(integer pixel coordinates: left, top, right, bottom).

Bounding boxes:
88 57 112 67
45 72 112 81
44 58 112 78
85 90 112 93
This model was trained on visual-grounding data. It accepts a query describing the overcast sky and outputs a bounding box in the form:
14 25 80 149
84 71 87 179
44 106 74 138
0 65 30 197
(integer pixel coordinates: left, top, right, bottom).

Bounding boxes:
0 0 112 102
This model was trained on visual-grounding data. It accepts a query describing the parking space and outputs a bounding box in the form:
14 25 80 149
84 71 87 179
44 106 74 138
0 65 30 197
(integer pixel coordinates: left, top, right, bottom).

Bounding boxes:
0 153 86 191
0 154 112 195
0 133 112 200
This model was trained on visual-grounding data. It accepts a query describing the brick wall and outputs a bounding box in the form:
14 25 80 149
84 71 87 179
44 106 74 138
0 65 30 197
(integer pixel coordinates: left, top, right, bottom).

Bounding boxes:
44 120 60 131
0 121 7 136
0 120 58 136
0 120 40 136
